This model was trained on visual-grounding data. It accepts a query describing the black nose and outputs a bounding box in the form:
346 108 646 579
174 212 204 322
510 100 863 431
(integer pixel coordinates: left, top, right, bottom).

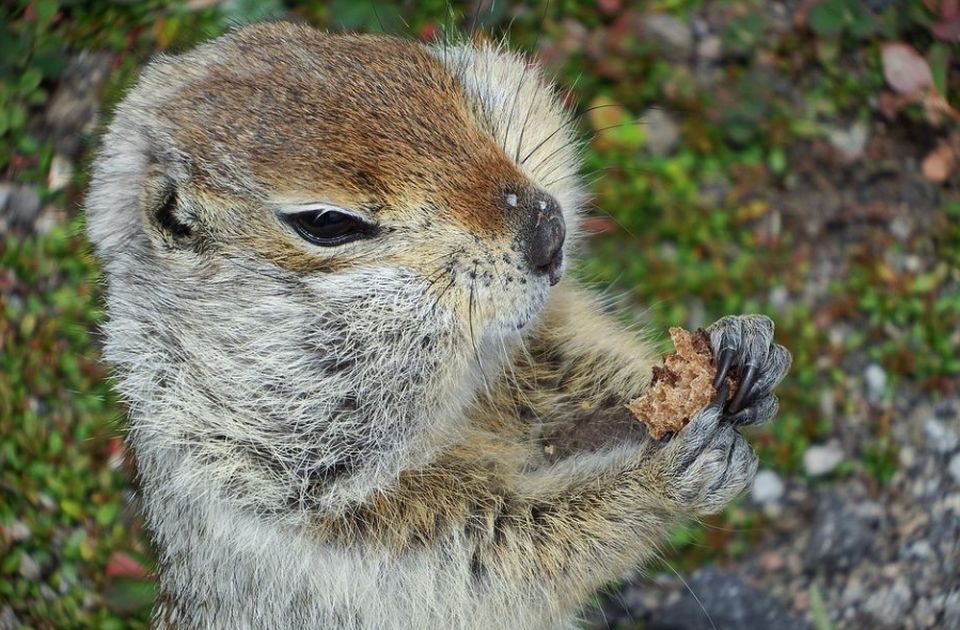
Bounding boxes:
520 192 566 286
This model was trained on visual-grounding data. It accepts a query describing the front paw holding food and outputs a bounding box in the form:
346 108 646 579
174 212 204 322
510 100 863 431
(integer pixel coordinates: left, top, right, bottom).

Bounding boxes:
629 315 791 514
628 315 791 438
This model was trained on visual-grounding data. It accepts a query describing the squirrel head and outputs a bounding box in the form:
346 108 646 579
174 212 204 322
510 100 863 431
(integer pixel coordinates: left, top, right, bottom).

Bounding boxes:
86 23 584 509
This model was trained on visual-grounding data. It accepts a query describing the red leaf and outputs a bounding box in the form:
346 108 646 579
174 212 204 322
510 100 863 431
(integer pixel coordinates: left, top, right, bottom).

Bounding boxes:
106 552 151 580
597 0 622 16
419 23 437 43
930 16 960 42
942 0 958 20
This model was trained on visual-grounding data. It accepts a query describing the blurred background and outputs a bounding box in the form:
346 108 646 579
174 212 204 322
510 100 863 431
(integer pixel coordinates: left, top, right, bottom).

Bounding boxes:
1 1 958 628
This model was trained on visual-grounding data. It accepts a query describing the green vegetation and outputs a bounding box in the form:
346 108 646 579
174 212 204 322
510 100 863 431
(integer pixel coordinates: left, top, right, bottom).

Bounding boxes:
1 0 957 626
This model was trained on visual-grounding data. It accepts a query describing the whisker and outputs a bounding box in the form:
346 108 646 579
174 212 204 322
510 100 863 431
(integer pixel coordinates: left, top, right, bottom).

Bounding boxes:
466 0 487 40
520 102 622 167
514 64 543 163
370 1 385 33
532 117 648 182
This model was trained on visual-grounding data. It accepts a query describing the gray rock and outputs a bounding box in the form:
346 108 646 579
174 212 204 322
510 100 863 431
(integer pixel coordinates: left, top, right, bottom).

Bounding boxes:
642 14 694 62
37 493 56 511
904 540 934 561
899 445 917 469
752 469 785 504
949 453 960 485
864 363 887 403
913 596 938 628
944 590 960 628
45 51 113 156
641 107 680 156
890 216 912 241
47 153 74 192
841 575 866 606
805 495 876 570
803 444 844 477
7 519 30 542
769 286 789 311
0 183 42 229
697 35 722 61
648 566 809 630
0 606 21 630
924 418 959 454
862 578 913 627
827 122 869 161
18 553 40 581
40 584 58 602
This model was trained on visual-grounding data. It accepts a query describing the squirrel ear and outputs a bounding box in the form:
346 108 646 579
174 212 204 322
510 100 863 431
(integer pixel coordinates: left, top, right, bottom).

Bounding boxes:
141 164 197 248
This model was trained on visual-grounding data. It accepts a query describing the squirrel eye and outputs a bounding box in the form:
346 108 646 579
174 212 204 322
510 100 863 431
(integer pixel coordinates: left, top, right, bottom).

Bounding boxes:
284 209 375 246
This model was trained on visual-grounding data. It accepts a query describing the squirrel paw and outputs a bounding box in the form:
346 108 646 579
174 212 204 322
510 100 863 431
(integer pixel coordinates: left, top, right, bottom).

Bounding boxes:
657 403 758 515
707 314 792 426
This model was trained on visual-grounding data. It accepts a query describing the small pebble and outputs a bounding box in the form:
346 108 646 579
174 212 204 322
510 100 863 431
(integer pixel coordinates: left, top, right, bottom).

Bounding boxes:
697 35 722 61
841 576 866 606
18 554 41 581
864 363 887 403
944 590 960 627
7 519 30 542
890 216 912 241
640 108 680 156
0 607 21 629
828 122 869 161
924 418 959 454
862 578 912 623
899 445 916 468
0 183 42 227
904 540 934 560
752 469 785 504
804 444 845 477
47 153 74 192
642 13 694 61
948 453 960 485
758 551 785 572
769 286 789 311
40 584 58 602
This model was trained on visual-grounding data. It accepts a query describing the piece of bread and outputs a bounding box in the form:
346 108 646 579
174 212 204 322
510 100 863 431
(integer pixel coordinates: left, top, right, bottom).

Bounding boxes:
626 327 730 439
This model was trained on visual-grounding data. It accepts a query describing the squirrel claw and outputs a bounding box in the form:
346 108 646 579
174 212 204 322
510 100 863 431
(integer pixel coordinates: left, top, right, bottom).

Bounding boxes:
729 363 760 413
712 348 736 390
706 314 791 427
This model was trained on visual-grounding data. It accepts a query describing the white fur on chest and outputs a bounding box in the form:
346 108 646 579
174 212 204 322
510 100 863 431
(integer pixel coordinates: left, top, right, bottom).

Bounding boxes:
152 480 576 630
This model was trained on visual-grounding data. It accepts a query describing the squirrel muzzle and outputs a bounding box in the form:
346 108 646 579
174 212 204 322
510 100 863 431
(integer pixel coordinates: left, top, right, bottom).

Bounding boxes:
519 190 566 286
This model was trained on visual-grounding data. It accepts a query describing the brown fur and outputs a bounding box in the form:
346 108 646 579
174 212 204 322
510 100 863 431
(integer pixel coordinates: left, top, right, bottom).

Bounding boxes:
165 25 525 239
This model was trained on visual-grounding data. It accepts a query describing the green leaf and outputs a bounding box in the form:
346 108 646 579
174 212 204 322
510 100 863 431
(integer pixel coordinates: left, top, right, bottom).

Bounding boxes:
8 103 26 131
928 43 951 100
33 0 60 24
60 499 84 520
103 578 156 615
809 0 845 38
16 133 39 154
809 583 833 630
768 147 787 175
19 67 43 93
95 502 120 527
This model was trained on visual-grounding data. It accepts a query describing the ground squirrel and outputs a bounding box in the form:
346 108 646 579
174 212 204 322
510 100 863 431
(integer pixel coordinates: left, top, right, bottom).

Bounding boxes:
85 22 792 629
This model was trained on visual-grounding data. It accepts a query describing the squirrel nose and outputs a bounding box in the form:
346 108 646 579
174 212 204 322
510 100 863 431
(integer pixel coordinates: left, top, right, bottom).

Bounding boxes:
522 194 566 286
